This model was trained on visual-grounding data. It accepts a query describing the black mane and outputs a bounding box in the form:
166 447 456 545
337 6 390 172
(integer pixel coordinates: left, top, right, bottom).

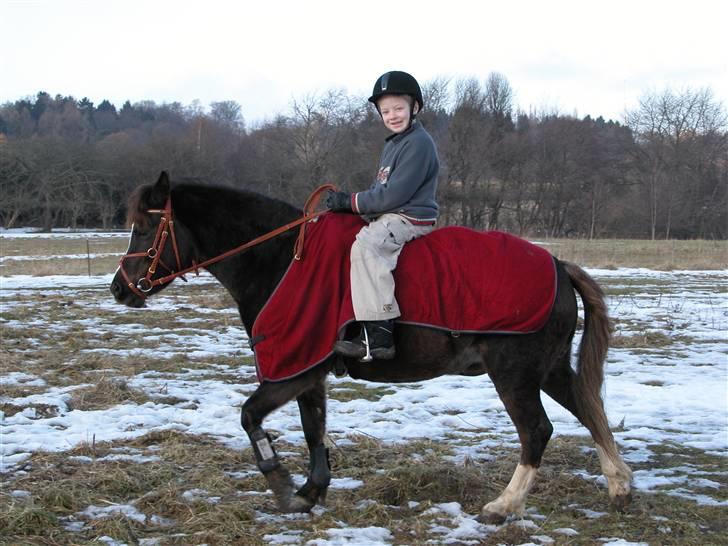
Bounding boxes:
126 178 302 233
171 183 302 234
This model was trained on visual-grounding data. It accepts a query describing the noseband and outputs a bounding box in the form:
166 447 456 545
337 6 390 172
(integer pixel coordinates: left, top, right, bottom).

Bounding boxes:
117 184 335 300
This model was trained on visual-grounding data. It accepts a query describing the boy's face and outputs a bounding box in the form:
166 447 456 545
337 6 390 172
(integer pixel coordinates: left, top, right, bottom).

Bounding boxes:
377 95 418 134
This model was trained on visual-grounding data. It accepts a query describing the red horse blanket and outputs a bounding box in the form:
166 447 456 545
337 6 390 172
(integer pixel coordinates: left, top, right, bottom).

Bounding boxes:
252 213 556 382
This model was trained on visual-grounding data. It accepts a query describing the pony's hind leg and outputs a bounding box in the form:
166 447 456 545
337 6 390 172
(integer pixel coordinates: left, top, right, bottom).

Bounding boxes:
291 377 331 510
542 362 632 508
478 372 553 524
240 365 329 513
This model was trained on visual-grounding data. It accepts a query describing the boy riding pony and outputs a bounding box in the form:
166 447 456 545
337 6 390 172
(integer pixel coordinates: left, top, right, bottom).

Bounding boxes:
327 70 440 361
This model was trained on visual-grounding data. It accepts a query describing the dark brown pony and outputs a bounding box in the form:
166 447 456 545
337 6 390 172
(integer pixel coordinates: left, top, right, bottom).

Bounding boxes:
110 172 632 523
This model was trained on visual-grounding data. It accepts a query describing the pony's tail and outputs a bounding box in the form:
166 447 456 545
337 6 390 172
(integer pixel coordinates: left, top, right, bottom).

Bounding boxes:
563 262 616 455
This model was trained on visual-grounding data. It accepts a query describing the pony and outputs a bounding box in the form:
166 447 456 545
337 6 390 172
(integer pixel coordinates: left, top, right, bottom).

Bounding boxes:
110 172 632 523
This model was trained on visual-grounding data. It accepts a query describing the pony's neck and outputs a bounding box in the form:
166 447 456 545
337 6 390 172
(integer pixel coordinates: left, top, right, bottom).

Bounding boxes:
172 184 302 332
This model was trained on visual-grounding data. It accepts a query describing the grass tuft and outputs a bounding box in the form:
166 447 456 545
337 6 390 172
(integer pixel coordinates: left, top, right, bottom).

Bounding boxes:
611 331 675 348
0 502 59 536
68 376 151 411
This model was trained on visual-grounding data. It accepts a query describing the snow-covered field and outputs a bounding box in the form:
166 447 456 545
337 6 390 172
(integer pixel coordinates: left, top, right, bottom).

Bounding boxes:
1 232 727 545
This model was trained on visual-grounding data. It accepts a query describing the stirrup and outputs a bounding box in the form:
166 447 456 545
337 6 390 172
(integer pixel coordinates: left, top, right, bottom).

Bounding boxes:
360 326 373 362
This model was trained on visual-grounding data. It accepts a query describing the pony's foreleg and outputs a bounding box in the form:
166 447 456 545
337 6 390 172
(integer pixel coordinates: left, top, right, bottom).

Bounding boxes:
290 377 330 511
241 387 297 511
241 369 326 513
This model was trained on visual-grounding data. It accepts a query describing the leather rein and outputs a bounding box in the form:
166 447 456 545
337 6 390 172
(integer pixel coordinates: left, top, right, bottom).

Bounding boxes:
118 184 336 299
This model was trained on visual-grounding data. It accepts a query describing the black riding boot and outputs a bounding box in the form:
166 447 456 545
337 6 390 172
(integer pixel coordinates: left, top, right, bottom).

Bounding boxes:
333 320 395 361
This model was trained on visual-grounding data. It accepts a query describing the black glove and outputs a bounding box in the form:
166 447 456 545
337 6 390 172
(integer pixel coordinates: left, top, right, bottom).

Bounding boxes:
326 191 352 212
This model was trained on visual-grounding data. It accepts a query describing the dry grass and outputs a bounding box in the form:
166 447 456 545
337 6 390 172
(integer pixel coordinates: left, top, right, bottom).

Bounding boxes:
611 331 676 348
68 376 151 411
328 381 397 402
2 235 726 276
536 238 727 270
3 434 726 545
1 235 127 276
1 236 125 257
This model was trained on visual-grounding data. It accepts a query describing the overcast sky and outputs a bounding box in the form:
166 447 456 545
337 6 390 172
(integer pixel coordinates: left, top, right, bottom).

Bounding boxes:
2 0 726 125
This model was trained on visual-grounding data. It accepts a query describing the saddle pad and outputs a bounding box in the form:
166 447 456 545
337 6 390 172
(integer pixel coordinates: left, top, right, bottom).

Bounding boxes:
252 213 556 382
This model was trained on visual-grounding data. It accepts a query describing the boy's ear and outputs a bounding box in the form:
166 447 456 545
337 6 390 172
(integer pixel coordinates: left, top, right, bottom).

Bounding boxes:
413 103 420 115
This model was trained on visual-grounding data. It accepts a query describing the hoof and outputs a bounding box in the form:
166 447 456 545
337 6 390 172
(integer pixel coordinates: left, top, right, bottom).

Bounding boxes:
294 479 329 508
610 492 633 512
476 510 507 525
282 493 315 513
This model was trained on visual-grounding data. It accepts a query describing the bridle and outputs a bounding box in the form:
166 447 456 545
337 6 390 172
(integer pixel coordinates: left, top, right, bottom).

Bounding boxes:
118 196 187 299
118 184 335 300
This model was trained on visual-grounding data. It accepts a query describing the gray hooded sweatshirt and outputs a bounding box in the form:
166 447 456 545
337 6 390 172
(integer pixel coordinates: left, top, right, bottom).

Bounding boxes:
351 121 439 223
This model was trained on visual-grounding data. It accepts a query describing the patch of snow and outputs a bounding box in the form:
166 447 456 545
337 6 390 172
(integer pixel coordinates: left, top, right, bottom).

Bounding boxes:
553 527 579 536
10 489 31 498
0 228 130 238
69 453 162 464
79 503 147 523
513 519 541 530
424 501 464 518
330 477 364 489
597 538 650 546
305 526 393 546
182 489 221 504
264 530 305 544
0 372 47 387
576 508 609 519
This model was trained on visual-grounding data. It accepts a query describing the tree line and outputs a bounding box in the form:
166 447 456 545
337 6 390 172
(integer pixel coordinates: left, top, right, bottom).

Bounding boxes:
1 74 726 238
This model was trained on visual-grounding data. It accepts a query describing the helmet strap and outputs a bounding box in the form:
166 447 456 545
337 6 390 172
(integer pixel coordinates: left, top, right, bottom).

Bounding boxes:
410 99 420 123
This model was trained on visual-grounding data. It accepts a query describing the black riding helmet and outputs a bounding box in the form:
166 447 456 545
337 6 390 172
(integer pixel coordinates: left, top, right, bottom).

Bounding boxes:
368 71 424 115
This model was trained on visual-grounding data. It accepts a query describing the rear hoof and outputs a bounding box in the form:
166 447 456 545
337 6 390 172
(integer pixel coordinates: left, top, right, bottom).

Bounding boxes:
611 492 633 512
476 510 507 525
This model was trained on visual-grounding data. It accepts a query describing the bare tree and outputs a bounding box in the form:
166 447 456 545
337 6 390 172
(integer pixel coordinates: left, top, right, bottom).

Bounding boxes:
288 90 364 198
0 84 724 238
210 100 245 133
421 76 452 114
484 72 514 119
0 140 33 228
626 87 728 239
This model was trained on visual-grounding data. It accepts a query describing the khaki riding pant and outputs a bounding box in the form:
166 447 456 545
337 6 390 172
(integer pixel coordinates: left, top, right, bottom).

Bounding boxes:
350 213 434 321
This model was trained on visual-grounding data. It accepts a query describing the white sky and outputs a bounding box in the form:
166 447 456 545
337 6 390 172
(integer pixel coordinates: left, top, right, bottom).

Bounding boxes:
1 0 727 124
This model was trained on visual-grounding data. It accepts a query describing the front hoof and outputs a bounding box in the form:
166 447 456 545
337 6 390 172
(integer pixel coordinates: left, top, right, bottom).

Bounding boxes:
610 492 633 512
476 510 507 525
283 493 315 513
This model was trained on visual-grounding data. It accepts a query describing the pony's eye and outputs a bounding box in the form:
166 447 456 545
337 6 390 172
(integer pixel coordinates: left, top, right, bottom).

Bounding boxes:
132 222 153 238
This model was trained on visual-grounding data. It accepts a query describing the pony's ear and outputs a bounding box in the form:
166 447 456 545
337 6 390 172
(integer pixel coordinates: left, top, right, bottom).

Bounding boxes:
150 171 171 206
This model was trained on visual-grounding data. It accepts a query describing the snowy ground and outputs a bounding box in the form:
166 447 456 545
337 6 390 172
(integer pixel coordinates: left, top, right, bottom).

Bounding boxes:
1 235 727 545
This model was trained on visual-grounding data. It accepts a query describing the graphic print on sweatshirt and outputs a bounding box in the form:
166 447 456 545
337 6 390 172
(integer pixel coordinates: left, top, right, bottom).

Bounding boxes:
377 166 391 184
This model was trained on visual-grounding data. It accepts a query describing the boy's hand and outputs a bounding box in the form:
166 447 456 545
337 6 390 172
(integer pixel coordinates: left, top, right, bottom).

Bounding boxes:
326 191 352 212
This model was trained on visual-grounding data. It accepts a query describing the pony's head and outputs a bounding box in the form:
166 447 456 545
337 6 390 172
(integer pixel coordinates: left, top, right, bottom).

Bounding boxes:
110 171 189 307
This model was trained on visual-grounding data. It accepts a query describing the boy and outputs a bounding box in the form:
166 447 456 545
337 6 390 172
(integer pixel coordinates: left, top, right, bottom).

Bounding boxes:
326 70 440 361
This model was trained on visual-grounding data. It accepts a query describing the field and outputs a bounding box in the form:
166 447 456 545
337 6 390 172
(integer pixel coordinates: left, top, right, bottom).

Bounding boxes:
1 230 727 546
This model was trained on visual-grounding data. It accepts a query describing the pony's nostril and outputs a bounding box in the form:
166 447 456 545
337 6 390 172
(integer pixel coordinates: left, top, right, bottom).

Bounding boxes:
111 280 122 298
